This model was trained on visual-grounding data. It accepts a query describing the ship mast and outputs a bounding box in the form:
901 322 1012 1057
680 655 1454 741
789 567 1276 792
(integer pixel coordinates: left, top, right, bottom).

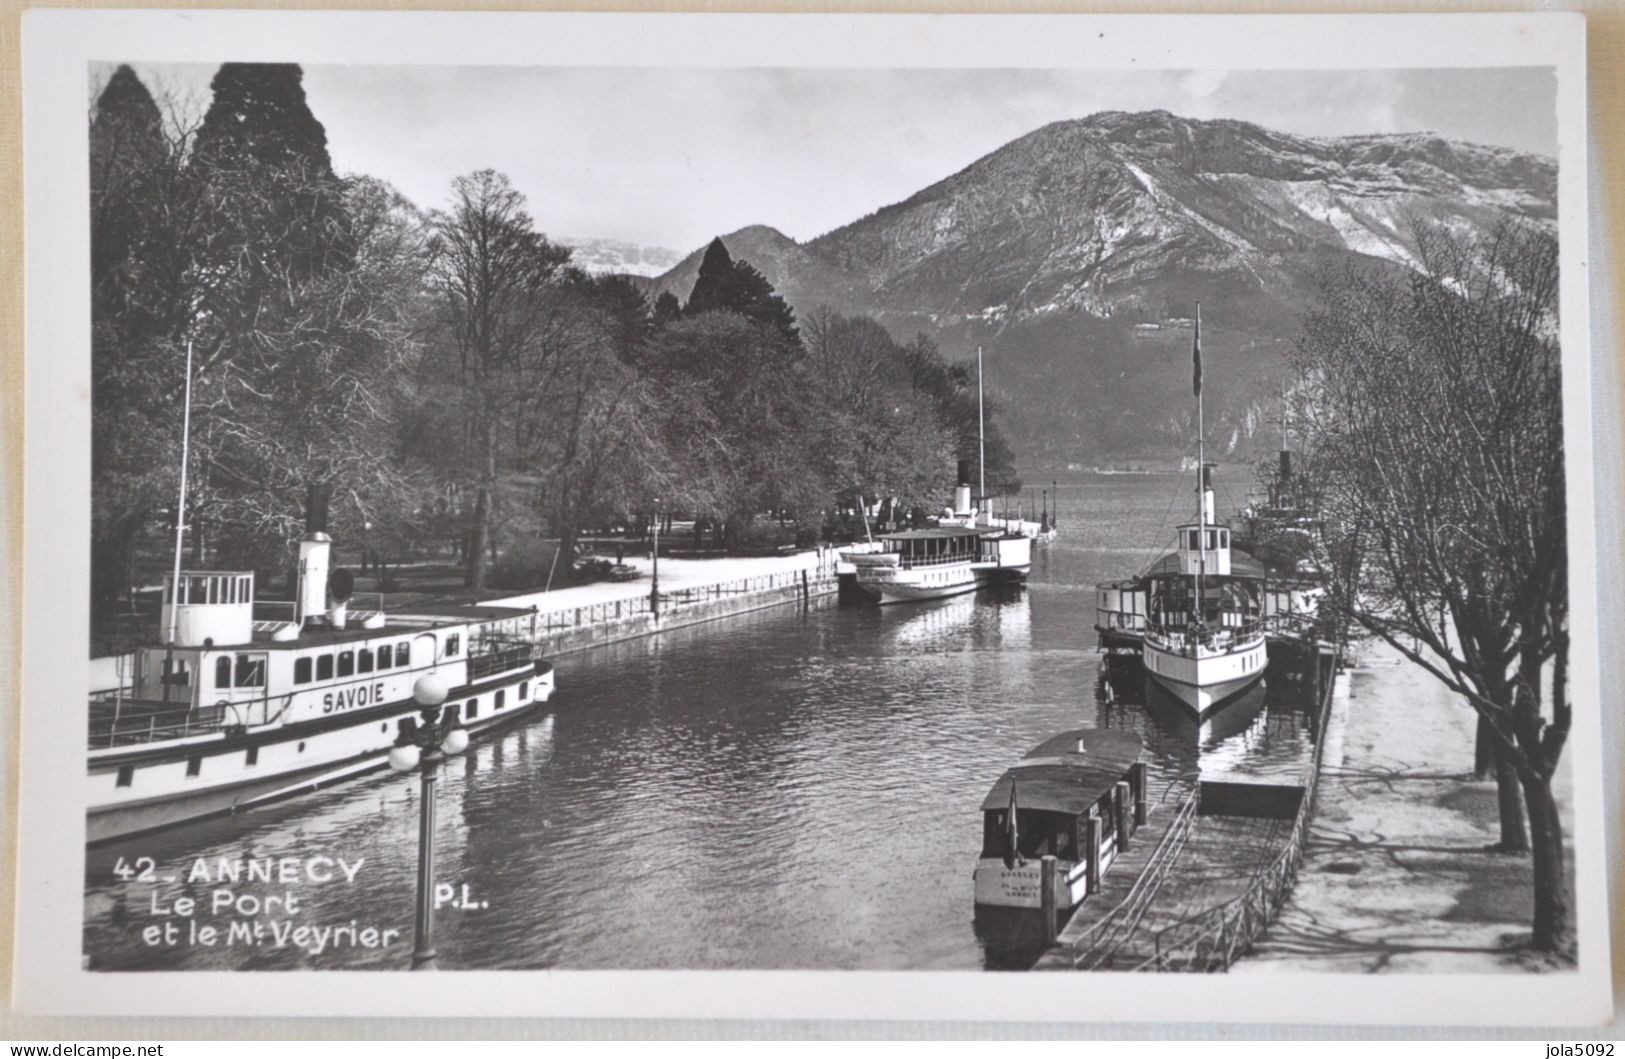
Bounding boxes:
166 339 194 647
977 345 986 525
1194 305 1205 630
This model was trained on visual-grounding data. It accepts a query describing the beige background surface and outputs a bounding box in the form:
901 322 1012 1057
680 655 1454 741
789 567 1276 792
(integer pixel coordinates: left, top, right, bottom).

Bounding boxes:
0 0 1619 1039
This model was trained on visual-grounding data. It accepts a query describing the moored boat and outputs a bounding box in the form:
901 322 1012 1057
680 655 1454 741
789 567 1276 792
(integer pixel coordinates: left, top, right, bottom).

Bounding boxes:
87 529 555 844
972 729 1146 910
1094 305 1268 717
845 526 1030 604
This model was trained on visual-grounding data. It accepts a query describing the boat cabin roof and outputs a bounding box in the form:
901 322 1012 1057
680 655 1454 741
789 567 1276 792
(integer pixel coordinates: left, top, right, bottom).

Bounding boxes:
980 729 1144 816
881 527 993 541
150 602 538 652
1092 550 1267 590
1142 549 1265 580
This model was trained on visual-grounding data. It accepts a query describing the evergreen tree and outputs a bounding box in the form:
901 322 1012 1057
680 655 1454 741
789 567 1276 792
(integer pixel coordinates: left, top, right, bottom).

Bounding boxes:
191 63 352 286
682 236 799 346
89 65 186 625
651 290 682 328
682 237 740 317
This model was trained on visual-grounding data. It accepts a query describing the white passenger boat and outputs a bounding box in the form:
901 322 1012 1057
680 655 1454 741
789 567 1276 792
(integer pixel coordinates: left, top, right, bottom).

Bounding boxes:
973 729 1146 910
1135 304 1266 716
86 530 555 844
845 526 1030 604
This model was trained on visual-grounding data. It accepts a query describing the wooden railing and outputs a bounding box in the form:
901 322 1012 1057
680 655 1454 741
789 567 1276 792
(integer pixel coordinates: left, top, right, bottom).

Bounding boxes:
1067 791 1200 969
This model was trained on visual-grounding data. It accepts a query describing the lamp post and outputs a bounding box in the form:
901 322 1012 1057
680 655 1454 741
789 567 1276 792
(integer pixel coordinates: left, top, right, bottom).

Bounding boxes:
387 673 469 971
650 498 661 619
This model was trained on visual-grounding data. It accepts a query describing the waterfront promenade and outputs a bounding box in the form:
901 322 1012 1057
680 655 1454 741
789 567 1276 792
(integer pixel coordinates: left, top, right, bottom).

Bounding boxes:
484 546 841 613
1236 638 1574 974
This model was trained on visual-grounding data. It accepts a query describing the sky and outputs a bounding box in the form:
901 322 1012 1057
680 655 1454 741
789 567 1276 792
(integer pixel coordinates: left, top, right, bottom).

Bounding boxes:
112 64 1557 253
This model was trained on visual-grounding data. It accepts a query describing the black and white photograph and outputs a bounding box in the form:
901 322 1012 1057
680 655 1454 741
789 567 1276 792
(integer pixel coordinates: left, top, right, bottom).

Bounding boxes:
13 10 1611 1025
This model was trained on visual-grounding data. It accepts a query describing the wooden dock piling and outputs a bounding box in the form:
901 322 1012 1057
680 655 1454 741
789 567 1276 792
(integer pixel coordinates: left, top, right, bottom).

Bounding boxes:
1131 762 1148 826
1040 855 1059 943
1115 781 1133 850
1085 814 1102 891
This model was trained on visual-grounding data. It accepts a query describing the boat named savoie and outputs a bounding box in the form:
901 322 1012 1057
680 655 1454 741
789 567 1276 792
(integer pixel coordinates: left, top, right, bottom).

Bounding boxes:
88 528 554 844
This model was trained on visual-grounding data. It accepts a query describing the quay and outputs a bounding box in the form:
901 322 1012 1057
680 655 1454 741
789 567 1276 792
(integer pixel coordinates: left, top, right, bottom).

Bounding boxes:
1235 637 1575 974
1034 643 1347 972
89 545 883 691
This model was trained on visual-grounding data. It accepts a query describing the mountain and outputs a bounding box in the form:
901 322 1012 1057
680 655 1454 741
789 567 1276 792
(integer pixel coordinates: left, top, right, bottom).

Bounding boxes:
647 110 1556 466
560 235 683 278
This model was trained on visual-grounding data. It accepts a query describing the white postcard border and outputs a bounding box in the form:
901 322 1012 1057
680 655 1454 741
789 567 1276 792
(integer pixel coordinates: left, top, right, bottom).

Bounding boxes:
15 8 1610 1024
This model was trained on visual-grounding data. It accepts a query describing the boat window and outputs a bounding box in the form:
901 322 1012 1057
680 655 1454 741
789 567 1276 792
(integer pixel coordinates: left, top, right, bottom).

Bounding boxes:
518 681 528 700
240 575 252 602
186 755 202 778
294 657 312 684
445 634 461 658
397 643 411 667
317 655 334 681
376 644 392 669
235 654 265 687
164 578 174 604
245 745 258 767
116 765 134 788
358 648 374 674
337 651 355 678
215 656 233 689
466 697 478 719
190 575 208 604
495 689 505 711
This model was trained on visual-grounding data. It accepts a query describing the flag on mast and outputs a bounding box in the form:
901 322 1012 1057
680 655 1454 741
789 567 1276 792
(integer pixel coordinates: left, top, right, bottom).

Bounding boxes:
1192 304 1203 398
1004 776 1020 868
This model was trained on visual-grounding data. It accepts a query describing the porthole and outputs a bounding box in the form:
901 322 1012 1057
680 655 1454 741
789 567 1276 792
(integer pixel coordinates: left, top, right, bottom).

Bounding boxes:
297 741 306 753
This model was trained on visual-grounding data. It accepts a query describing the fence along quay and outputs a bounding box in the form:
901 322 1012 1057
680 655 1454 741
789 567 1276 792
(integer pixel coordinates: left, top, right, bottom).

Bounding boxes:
1033 639 1345 972
498 563 844 658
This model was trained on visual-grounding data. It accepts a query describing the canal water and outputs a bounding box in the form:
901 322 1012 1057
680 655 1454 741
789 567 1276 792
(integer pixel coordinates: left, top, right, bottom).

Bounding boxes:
83 473 1321 971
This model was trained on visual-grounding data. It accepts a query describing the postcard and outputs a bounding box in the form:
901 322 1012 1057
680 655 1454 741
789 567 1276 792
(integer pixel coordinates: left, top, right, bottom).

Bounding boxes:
12 8 1612 1024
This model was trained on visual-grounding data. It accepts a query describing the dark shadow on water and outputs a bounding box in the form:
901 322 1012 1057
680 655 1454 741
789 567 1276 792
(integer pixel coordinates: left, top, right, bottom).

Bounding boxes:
972 903 1065 970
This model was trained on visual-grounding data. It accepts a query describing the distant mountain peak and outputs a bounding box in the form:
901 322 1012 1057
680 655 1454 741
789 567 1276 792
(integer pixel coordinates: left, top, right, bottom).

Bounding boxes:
642 109 1555 461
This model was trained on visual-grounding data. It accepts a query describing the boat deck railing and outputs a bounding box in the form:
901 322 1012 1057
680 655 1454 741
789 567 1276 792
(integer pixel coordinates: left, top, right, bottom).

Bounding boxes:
467 641 536 682
1144 620 1266 656
87 696 273 750
893 552 979 570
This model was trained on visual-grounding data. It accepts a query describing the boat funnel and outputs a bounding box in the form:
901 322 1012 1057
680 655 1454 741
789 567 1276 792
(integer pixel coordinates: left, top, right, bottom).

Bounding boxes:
955 459 974 517
297 532 332 628
1278 450 1293 480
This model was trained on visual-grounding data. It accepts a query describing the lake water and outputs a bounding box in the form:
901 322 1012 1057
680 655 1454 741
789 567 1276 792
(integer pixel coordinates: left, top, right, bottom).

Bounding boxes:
83 472 1320 971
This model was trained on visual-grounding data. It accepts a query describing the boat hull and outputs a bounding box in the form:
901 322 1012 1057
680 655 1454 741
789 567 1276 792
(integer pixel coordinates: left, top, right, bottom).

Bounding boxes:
973 857 1091 909
1143 636 1267 717
857 564 1029 605
87 668 555 845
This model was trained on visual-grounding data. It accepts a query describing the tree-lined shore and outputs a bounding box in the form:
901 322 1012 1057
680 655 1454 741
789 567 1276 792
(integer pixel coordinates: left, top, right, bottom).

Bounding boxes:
90 62 1019 624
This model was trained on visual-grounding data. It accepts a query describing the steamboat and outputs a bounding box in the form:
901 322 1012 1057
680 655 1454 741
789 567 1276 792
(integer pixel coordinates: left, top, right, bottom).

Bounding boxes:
1093 305 1269 717
87 528 554 844
842 466 1031 604
972 729 1146 910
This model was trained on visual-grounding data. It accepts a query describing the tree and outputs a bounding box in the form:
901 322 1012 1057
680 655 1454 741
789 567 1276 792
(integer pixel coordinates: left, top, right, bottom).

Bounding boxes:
1292 219 1570 952
683 236 799 345
425 169 571 590
646 311 814 546
90 66 194 622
